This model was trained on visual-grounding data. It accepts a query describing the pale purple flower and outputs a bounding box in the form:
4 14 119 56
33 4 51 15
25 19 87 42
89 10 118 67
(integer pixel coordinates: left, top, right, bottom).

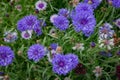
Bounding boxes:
99 23 114 39
4 31 17 42
99 38 114 50
35 1 47 11
21 30 33 39
93 66 102 77
50 14 58 23
115 18 120 28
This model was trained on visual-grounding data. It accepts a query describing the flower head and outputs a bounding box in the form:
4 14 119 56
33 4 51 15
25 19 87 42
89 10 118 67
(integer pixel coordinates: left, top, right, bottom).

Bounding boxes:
109 0 120 8
17 15 40 32
53 15 69 31
35 0 47 11
58 8 70 18
84 0 102 9
21 30 33 39
99 23 114 39
4 31 17 42
75 3 93 14
99 38 114 50
0 46 14 66
114 18 120 28
15 4 22 11
52 54 79 75
93 66 102 77
72 12 96 34
72 43 84 51
50 43 58 50
52 54 71 75
27 44 46 62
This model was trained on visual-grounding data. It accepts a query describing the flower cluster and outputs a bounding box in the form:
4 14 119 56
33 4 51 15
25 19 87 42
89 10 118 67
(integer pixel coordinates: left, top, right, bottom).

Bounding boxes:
52 54 79 75
17 15 46 39
71 2 96 37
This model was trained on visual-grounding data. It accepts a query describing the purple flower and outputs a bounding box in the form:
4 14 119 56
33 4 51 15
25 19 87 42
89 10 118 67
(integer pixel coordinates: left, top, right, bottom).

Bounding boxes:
35 1 47 11
34 27 42 36
58 8 70 18
17 15 40 32
75 3 93 14
72 12 96 34
99 23 114 39
109 0 120 8
0 46 14 66
90 42 96 47
27 44 46 62
115 18 120 28
66 54 79 69
52 54 71 75
50 43 58 50
84 0 102 9
53 16 69 31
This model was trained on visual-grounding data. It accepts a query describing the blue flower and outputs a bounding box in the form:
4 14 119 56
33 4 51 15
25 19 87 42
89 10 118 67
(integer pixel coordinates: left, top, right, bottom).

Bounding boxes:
53 15 69 31
72 12 96 36
75 3 93 14
110 0 120 8
52 54 79 75
52 54 71 75
84 0 102 9
27 44 46 62
17 15 40 32
58 8 70 18
0 46 14 66
50 43 58 50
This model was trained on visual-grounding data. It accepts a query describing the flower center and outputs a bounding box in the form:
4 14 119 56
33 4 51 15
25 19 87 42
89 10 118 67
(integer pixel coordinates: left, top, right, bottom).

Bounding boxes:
34 50 39 55
80 19 88 25
117 21 120 25
24 32 30 38
38 3 44 8
58 61 65 67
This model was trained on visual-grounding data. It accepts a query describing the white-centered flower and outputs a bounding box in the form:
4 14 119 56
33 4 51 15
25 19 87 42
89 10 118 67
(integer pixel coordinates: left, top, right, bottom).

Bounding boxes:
35 0 47 11
21 30 33 39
